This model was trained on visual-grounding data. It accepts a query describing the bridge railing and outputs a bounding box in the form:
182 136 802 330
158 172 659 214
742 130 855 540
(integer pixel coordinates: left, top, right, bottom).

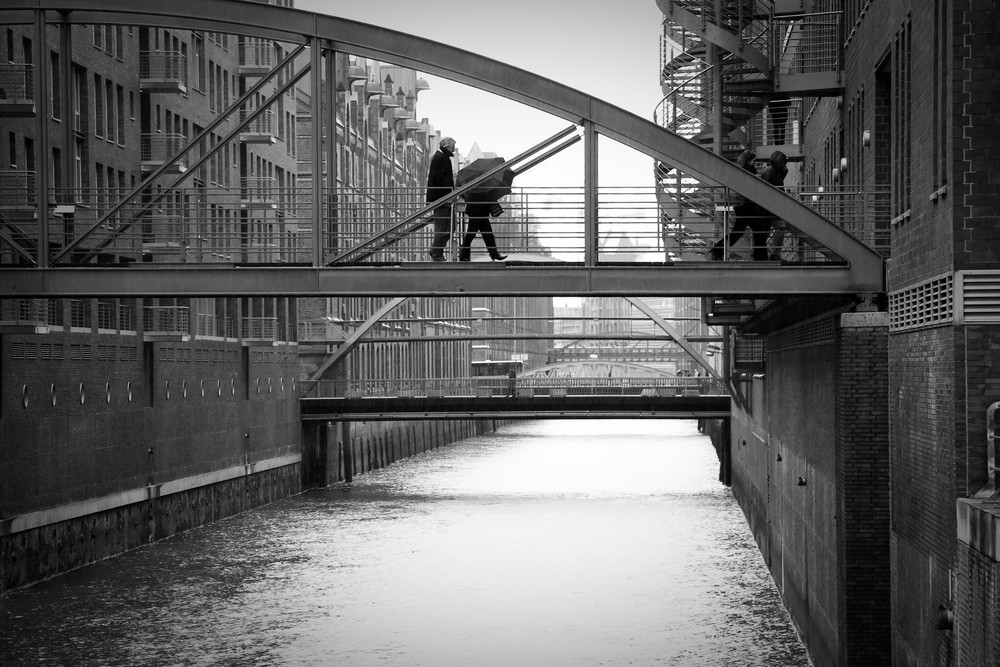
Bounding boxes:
0 183 889 266
656 177 891 260
302 375 728 399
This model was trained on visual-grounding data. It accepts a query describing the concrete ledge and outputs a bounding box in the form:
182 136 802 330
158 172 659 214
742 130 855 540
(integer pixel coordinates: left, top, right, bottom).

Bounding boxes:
0 452 302 536
958 498 1000 561
840 312 889 328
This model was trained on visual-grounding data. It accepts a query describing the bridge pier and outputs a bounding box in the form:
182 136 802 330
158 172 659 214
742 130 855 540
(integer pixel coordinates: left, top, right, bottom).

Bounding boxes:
341 422 353 483
700 418 732 486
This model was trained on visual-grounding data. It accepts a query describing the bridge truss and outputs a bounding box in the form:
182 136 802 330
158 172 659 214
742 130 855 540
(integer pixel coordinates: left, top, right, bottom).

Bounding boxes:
0 0 884 300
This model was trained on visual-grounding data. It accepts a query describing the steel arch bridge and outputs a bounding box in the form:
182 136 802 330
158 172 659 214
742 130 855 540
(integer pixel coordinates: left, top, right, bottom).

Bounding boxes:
520 361 675 379
0 0 883 300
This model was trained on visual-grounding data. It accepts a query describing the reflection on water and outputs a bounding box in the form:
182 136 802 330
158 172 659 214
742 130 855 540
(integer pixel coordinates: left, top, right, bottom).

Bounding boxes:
0 420 810 666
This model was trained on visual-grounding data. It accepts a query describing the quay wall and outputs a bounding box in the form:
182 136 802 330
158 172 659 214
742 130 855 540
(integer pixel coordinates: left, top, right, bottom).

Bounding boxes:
0 330 488 594
728 312 891 666
301 418 498 488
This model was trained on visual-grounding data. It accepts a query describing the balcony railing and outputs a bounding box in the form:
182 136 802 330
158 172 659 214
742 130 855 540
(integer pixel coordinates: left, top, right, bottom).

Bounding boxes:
0 171 36 208
141 134 189 173
0 63 35 115
773 12 842 81
1 298 55 326
143 305 190 334
139 51 188 93
195 312 236 338
239 42 275 75
749 98 803 149
242 316 278 341
298 319 349 342
240 177 278 203
239 108 277 143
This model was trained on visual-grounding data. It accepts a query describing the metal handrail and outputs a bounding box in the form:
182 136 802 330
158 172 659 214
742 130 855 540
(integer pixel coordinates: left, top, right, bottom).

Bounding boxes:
302 375 730 399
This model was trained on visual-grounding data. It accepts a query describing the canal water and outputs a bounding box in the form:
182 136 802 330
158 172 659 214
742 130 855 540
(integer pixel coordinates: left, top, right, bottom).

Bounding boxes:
1 420 811 666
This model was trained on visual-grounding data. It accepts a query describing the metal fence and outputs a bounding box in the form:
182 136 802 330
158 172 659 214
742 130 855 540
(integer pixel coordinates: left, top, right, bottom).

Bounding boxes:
303 375 728 399
143 305 190 334
0 63 34 101
773 12 841 79
0 182 890 267
139 51 188 88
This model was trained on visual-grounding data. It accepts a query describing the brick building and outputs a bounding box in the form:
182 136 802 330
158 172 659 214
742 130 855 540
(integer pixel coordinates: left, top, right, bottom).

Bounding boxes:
0 1 552 593
657 0 1000 664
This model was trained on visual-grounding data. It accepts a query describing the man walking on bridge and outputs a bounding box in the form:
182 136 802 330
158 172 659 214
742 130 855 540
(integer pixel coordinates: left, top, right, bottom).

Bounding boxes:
426 137 457 262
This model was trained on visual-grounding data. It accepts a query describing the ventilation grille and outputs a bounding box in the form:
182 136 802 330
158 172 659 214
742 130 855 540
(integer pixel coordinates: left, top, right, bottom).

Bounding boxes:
733 334 765 371
957 270 1000 324
889 274 953 332
770 317 835 352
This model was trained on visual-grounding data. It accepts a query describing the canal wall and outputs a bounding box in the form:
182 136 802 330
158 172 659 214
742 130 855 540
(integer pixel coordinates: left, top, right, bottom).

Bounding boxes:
0 330 498 594
727 311 891 666
301 419 498 487
0 331 302 594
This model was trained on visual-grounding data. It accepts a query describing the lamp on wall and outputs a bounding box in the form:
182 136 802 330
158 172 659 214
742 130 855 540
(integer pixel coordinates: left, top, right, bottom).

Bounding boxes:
862 130 871 147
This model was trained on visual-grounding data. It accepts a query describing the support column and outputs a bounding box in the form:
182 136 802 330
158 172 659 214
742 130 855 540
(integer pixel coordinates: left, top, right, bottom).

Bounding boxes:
33 10 50 267
340 421 353 483
835 311 891 664
59 18 74 252
310 38 323 266
583 120 598 266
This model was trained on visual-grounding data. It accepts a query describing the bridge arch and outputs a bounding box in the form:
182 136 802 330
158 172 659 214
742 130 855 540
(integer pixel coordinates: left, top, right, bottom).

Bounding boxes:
520 361 675 379
4 0 882 288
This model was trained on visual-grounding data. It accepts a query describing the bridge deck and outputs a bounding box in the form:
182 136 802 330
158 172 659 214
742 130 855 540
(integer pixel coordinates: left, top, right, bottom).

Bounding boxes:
300 394 732 421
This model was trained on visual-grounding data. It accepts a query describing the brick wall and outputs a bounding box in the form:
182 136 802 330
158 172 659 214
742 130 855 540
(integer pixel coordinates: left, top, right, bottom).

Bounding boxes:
0 331 299 516
889 326 956 664
952 4 1000 271
729 313 893 666
730 315 840 666
836 313 891 665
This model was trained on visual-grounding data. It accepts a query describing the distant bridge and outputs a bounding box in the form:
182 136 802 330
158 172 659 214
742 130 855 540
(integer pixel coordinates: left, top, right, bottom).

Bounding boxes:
300 376 730 420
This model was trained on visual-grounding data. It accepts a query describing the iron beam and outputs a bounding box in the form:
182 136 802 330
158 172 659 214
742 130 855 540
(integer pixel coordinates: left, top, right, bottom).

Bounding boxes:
0 264 882 297
301 411 732 421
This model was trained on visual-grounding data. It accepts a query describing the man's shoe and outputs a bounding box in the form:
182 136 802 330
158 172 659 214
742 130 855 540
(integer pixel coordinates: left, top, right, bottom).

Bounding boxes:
491 254 508 261
427 251 445 262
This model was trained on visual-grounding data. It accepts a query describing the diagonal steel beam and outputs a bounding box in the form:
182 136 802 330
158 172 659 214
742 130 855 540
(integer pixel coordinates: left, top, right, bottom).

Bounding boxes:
73 63 312 264
0 227 37 266
626 297 720 378
0 210 38 266
301 296 409 393
52 43 308 263
327 126 580 265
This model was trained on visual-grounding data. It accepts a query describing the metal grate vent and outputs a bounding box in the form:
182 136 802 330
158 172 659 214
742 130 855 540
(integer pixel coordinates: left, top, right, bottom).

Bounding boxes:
889 274 953 332
770 317 835 352
733 334 765 371
956 270 1000 324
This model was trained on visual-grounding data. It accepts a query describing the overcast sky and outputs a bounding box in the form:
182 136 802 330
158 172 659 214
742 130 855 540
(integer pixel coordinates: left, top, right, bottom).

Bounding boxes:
295 0 666 186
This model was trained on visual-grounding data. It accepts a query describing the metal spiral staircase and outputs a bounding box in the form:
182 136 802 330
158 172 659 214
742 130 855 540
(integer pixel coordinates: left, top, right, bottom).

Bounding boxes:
654 0 844 262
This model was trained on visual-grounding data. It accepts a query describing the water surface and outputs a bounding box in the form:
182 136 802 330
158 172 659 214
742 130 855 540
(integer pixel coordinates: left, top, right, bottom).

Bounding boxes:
1 420 810 666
